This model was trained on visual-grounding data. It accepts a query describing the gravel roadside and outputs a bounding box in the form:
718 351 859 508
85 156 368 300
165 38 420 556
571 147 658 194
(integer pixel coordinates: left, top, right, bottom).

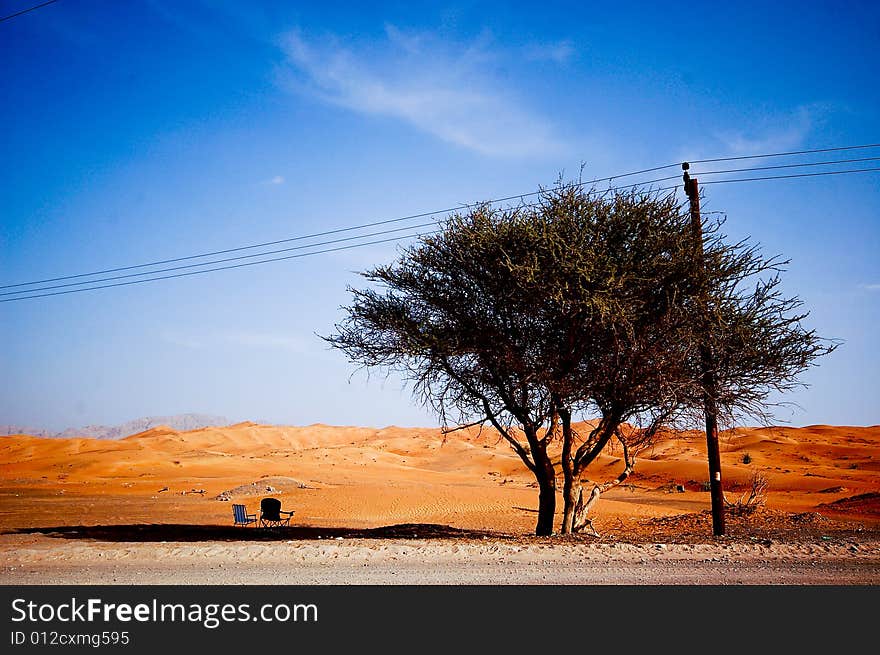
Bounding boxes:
3 537 878 585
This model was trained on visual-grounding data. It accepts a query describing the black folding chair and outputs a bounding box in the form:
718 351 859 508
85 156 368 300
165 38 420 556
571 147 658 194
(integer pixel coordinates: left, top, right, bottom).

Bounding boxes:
259 497 294 528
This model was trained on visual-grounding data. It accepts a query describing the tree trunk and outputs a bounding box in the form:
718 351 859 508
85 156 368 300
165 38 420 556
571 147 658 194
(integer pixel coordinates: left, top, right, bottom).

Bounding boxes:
559 408 576 534
536 476 556 536
561 475 580 535
532 443 557 536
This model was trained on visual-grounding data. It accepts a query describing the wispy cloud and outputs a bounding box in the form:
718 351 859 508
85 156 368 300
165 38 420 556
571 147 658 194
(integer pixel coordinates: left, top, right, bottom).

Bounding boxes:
715 104 825 155
278 26 567 158
222 331 309 353
860 283 880 291
159 329 313 354
524 40 575 64
159 330 206 350
263 175 285 185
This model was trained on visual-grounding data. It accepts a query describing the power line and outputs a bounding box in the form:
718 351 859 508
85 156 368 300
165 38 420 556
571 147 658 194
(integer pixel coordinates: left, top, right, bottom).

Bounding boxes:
694 155 880 177
697 166 880 185
690 142 880 165
2 177 688 298
0 0 58 23
5 141 879 290
0 233 428 303
0 172 683 290
3 145 879 302
2 181 689 302
10 140 879 292
0 219 445 296
5 164 880 302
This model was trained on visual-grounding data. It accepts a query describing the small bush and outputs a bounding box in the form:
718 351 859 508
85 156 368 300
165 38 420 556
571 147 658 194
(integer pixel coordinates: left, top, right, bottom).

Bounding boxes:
742 453 752 465
725 472 769 516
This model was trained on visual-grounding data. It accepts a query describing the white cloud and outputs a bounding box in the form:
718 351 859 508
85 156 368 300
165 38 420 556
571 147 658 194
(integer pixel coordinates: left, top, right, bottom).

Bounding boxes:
159 329 315 354
861 283 880 291
278 26 567 158
524 40 575 64
264 175 285 185
159 330 205 350
715 105 824 155
222 331 310 353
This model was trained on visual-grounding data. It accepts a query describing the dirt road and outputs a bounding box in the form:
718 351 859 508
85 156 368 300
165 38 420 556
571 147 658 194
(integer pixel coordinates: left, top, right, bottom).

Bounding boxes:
3 535 878 584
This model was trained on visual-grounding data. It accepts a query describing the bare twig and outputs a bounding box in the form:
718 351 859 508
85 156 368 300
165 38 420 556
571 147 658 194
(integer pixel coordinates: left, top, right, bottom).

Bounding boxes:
725 471 768 515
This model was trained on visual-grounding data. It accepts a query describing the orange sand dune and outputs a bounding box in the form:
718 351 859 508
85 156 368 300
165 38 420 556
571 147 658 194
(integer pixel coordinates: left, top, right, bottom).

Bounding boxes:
1 422 878 535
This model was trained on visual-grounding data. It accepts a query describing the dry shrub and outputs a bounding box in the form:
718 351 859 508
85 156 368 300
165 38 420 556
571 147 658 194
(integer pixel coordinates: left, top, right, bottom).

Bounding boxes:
725 471 769 516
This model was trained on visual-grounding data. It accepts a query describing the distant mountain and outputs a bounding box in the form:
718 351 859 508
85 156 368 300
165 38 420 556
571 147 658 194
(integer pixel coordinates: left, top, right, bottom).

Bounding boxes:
1 414 232 440
0 425 55 438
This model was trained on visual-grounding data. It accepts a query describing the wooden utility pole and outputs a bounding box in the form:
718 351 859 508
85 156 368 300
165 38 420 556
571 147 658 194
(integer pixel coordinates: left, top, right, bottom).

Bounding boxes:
682 162 725 536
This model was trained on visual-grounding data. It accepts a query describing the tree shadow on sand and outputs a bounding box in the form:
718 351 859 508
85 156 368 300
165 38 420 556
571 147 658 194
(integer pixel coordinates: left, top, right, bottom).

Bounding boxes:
8 523 512 543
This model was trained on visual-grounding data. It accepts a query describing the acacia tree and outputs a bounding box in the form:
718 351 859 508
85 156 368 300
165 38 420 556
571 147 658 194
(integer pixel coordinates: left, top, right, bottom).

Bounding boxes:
325 183 832 536
326 186 702 535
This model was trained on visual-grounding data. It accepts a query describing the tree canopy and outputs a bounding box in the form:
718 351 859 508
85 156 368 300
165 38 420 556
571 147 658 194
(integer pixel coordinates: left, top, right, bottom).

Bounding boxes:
325 183 833 535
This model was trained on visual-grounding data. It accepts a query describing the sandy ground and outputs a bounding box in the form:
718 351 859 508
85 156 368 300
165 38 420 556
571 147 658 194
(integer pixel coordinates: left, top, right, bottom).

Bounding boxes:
1 421 878 584
3 534 879 585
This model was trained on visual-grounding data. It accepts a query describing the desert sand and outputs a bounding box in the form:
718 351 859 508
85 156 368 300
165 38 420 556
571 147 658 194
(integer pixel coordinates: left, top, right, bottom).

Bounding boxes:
1 421 878 584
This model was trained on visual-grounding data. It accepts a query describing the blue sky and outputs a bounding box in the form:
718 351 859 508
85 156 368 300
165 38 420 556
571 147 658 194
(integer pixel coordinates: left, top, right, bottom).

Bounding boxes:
1 0 878 431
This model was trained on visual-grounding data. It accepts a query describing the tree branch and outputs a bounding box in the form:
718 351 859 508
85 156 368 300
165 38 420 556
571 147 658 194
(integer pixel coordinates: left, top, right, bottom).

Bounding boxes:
572 433 635 534
438 356 537 473
440 419 487 436
572 413 619 476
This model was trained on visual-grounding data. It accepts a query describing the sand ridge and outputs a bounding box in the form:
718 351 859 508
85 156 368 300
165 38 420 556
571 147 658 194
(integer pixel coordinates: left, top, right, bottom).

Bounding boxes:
1 421 878 584
1 421 878 532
